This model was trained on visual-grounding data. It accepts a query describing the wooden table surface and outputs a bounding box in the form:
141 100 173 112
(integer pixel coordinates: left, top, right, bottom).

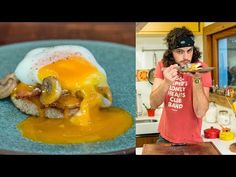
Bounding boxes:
0 22 135 46
142 142 221 155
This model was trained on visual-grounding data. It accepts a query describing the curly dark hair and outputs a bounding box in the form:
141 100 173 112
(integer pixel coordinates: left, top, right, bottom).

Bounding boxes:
162 26 201 67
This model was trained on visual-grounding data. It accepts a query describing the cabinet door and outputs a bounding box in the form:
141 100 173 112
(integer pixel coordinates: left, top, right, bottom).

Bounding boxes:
212 28 236 87
136 135 159 147
137 22 203 36
203 23 236 86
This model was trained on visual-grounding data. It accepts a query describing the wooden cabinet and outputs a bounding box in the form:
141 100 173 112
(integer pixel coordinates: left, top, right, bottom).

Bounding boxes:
136 133 159 147
203 23 236 85
142 142 221 155
136 22 204 36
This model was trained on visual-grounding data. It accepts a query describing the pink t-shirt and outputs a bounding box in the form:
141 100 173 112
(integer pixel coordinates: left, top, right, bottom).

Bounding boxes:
155 60 212 143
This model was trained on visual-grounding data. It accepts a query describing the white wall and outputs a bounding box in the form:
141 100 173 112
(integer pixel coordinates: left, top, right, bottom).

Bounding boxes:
136 36 166 116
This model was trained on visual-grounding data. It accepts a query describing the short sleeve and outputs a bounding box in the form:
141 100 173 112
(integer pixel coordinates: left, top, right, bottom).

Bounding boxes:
202 72 212 87
155 61 164 79
200 61 212 88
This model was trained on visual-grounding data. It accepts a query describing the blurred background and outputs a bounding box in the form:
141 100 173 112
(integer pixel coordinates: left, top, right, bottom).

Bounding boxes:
0 22 135 46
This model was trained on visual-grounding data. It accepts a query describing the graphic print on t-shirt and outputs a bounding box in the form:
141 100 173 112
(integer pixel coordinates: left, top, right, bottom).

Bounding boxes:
167 76 187 111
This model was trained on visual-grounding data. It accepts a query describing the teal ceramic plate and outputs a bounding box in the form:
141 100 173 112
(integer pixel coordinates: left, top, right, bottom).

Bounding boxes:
0 40 135 154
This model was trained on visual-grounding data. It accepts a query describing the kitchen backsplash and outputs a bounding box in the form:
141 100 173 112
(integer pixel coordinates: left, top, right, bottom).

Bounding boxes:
136 37 166 116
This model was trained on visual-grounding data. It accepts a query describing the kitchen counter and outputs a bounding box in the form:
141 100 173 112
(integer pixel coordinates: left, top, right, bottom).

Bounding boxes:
136 116 159 135
201 120 236 155
136 108 162 135
136 118 236 155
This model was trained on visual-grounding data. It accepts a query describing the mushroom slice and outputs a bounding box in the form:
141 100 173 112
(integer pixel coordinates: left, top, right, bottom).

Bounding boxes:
40 76 62 105
95 84 112 108
0 73 18 99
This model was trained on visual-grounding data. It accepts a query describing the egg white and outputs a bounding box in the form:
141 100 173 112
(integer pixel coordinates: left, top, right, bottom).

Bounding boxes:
15 45 106 85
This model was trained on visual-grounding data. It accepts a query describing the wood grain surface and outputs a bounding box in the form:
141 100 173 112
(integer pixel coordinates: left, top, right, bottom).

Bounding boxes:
142 142 221 155
0 22 135 46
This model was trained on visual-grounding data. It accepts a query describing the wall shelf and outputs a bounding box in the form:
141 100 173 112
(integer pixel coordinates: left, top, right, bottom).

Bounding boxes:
209 93 236 114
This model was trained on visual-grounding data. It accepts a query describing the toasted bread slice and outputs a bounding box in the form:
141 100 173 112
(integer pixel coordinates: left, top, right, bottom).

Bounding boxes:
11 95 79 119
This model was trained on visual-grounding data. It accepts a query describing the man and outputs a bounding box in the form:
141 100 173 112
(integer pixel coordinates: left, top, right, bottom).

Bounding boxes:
229 66 236 86
150 26 212 144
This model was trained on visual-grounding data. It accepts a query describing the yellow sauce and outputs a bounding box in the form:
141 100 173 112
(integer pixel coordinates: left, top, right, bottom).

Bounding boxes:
17 107 133 144
16 55 133 144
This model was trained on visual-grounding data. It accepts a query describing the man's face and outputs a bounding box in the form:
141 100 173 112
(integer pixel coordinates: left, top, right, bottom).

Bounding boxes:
172 46 193 66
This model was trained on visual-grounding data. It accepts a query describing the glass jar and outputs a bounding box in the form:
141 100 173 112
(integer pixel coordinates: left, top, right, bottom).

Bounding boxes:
217 110 231 125
136 92 143 117
205 102 217 123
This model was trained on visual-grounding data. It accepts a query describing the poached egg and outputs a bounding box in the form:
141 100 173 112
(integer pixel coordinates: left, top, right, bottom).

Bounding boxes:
14 45 133 144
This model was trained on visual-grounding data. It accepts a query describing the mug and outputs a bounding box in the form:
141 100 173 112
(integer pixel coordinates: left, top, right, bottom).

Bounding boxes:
147 109 155 117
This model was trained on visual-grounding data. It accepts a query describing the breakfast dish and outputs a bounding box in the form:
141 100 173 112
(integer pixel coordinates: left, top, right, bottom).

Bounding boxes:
161 63 214 73
10 46 112 119
0 40 135 154
1 45 133 144
179 63 214 73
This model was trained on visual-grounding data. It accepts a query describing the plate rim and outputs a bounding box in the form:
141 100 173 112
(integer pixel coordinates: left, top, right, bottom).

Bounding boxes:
180 67 215 73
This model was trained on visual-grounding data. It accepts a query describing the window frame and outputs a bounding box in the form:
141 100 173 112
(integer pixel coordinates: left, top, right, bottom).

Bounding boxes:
203 22 236 85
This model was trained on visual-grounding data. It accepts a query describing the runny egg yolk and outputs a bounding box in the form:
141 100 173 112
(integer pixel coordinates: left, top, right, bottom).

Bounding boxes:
38 56 105 95
17 55 133 144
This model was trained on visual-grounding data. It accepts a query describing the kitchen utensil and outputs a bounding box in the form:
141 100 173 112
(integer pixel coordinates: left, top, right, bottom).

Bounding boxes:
219 124 224 129
148 68 155 85
143 103 148 110
161 66 214 73
217 110 231 125
204 126 220 139
153 52 157 67
219 127 235 141
180 67 215 73
137 93 143 116
171 143 187 146
147 108 155 117
142 103 155 117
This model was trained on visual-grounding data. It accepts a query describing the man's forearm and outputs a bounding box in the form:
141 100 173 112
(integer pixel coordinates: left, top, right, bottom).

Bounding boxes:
150 80 170 108
192 78 209 118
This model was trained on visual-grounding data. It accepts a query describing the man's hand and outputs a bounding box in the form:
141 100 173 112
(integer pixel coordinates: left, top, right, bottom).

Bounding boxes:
163 64 179 84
